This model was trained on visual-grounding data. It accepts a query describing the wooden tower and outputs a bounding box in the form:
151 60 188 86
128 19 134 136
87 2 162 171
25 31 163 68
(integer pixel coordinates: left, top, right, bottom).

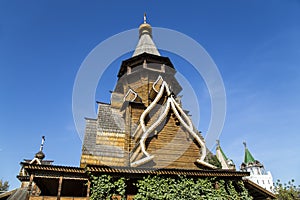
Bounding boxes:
80 16 216 170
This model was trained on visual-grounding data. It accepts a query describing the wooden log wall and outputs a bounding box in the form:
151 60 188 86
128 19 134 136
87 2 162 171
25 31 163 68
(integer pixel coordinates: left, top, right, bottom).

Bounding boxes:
80 66 204 170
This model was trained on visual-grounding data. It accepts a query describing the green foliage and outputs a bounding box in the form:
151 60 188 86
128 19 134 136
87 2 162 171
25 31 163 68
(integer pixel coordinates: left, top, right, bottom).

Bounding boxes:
226 180 240 199
0 179 9 192
134 175 253 200
89 174 253 199
90 174 127 200
205 153 222 169
275 179 300 200
236 180 253 200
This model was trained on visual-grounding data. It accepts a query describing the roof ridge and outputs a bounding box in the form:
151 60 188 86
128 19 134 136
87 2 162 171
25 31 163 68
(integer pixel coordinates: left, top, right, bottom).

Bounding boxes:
96 101 111 105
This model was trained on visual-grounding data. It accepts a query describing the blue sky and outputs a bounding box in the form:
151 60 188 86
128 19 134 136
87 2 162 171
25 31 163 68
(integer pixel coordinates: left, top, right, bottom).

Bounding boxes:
1 1 300 189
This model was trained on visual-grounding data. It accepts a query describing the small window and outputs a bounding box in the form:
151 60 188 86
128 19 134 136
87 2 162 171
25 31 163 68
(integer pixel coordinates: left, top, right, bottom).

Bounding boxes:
147 63 162 71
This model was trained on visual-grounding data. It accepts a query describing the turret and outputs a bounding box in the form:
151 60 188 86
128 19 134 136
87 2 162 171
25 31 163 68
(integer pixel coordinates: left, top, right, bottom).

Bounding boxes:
17 136 53 191
111 14 182 109
240 142 274 193
215 140 235 170
241 142 264 174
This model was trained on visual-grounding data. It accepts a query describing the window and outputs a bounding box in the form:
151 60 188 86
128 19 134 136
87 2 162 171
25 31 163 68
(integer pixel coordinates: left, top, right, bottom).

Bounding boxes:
147 63 162 70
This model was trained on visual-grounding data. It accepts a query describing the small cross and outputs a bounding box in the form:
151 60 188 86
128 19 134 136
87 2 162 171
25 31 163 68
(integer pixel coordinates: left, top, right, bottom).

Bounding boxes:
144 13 147 23
40 136 45 151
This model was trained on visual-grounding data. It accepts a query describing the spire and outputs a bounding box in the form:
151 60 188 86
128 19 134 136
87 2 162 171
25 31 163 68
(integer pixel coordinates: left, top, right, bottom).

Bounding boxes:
243 142 255 164
132 14 160 57
216 140 235 169
216 140 228 160
35 136 45 160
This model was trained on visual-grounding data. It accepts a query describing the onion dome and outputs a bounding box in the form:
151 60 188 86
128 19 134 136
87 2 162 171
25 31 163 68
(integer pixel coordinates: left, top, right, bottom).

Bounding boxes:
35 150 45 160
35 136 46 160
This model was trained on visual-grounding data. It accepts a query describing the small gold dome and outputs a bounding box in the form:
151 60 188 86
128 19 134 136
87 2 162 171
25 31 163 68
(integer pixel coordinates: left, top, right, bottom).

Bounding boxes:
139 23 152 38
35 150 45 160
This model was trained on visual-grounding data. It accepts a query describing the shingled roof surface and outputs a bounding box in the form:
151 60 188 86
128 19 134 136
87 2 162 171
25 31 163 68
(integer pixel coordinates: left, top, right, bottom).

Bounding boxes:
82 103 126 157
0 188 28 200
87 165 250 177
97 103 125 133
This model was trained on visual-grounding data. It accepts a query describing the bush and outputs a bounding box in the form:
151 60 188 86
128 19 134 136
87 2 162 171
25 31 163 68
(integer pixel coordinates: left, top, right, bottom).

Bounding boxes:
0 179 9 193
275 179 300 200
90 174 253 200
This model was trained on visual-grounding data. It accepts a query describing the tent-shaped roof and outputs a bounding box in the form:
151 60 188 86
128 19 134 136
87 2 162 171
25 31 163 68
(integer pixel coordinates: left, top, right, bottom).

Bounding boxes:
132 14 160 57
243 142 256 164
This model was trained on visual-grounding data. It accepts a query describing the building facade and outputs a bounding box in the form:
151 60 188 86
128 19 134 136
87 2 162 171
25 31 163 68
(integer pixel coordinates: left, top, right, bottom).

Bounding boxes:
0 16 276 200
80 16 216 170
241 142 274 193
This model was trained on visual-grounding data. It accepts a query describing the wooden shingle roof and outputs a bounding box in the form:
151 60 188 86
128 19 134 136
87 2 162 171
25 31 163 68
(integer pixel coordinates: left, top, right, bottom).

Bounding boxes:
21 162 86 174
97 103 125 133
87 165 250 178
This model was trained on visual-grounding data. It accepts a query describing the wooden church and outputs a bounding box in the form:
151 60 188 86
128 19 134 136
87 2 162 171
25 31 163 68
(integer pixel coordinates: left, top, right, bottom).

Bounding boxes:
5 16 276 200
80 17 217 170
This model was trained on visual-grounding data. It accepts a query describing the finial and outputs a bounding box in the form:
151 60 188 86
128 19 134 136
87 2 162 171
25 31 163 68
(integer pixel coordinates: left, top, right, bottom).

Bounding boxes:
216 140 220 147
243 141 247 149
40 136 45 152
144 13 147 24
35 136 46 160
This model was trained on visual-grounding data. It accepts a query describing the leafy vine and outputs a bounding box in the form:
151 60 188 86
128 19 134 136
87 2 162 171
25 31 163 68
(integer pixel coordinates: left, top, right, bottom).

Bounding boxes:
90 174 126 200
89 174 253 200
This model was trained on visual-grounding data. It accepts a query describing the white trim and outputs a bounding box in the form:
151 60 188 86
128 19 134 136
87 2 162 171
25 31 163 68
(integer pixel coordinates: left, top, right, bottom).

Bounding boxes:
169 97 206 161
140 98 172 157
29 158 41 165
152 75 164 93
123 88 138 102
131 155 155 167
130 145 141 162
196 159 217 169
139 76 167 132
131 76 211 167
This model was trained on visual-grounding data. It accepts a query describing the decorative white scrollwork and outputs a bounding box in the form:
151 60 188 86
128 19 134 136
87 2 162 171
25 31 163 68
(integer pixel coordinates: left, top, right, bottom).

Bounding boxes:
131 76 215 168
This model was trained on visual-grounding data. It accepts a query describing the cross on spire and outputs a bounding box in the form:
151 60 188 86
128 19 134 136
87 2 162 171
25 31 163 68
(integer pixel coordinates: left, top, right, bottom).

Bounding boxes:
144 13 147 24
40 136 45 152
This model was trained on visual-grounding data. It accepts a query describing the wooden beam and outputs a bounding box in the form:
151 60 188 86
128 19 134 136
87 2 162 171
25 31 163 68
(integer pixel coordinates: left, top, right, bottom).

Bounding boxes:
27 174 34 193
86 180 91 198
57 176 63 200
